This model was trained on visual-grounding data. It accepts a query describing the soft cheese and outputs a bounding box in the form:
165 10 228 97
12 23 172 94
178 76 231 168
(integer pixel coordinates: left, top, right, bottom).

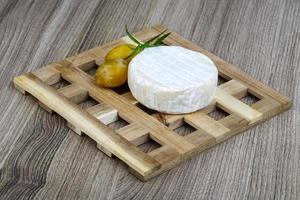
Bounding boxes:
128 46 218 114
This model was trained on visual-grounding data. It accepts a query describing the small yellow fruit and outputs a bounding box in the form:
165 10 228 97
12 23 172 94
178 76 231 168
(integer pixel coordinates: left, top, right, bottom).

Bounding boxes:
94 59 128 88
105 44 136 62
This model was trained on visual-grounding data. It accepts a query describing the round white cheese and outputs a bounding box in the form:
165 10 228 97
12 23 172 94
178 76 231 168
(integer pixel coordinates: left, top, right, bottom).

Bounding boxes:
128 46 218 114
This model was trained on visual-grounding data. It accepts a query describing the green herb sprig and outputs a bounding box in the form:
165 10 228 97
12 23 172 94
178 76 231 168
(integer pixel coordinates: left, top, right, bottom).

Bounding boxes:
125 26 171 59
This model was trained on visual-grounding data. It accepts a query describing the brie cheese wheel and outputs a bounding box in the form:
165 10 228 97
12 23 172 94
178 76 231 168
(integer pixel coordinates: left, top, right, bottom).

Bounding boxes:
128 46 218 114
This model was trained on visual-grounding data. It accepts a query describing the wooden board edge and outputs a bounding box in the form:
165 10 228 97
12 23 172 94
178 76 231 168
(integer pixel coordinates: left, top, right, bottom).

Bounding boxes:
13 76 27 94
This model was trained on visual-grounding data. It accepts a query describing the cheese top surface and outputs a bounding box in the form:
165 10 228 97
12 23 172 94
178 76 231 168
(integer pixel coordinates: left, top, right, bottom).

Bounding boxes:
128 46 218 114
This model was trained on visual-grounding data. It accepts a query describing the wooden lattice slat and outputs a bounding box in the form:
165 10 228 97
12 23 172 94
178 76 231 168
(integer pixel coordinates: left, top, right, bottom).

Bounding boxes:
13 25 292 181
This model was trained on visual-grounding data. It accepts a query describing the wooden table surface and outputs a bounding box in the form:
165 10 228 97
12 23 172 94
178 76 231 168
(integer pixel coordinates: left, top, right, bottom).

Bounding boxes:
0 0 299 199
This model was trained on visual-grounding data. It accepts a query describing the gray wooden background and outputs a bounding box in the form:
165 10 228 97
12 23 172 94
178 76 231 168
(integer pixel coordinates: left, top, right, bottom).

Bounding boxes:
0 0 299 199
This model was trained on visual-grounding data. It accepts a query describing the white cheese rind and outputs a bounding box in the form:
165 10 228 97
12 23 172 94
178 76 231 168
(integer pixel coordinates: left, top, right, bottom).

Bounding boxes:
128 46 218 114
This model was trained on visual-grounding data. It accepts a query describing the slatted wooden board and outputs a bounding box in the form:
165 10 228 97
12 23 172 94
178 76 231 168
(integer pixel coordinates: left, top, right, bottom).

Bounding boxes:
13 25 292 181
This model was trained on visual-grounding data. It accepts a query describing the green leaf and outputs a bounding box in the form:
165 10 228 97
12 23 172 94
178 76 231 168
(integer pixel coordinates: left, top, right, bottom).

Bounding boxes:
124 45 141 60
153 32 171 46
144 29 168 45
125 25 141 45
123 26 172 60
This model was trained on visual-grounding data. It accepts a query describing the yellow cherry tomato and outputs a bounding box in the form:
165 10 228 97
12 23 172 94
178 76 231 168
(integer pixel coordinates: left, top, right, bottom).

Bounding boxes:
94 59 128 88
105 44 136 62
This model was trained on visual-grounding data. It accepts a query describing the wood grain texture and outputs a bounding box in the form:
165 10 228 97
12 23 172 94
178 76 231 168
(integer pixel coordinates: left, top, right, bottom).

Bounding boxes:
0 0 299 199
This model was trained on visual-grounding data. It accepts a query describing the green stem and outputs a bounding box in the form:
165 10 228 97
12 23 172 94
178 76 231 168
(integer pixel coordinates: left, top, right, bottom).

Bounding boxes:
124 26 171 60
